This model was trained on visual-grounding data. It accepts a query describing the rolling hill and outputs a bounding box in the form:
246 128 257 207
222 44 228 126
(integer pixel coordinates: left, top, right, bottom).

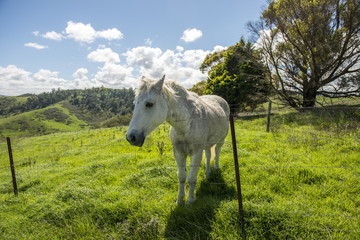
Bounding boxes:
0 88 135 138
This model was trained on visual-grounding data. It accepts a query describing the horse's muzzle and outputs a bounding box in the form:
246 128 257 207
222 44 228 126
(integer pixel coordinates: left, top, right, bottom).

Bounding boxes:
126 130 145 147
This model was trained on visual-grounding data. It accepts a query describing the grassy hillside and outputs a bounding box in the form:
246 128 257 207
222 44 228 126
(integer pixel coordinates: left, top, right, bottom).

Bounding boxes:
0 103 89 138
0 87 135 138
0 107 359 239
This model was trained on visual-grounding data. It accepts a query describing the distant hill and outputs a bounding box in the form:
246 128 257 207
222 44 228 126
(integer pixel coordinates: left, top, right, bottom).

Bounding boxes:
0 88 135 138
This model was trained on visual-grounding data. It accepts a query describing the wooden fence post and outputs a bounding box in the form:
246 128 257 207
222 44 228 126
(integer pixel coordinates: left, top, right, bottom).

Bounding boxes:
229 115 246 239
6 137 18 196
266 100 272 132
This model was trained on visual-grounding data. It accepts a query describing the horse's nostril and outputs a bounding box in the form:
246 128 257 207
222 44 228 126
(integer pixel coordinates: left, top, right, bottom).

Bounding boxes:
126 131 145 147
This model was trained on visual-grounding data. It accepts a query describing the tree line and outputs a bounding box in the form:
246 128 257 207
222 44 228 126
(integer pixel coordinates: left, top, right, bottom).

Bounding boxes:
0 88 135 118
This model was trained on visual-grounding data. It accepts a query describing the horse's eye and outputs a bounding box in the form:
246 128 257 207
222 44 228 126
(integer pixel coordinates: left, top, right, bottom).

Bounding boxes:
145 102 154 108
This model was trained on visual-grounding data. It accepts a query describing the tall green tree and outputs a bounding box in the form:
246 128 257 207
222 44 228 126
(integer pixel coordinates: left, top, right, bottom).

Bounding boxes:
200 39 270 113
249 0 360 109
188 81 207 96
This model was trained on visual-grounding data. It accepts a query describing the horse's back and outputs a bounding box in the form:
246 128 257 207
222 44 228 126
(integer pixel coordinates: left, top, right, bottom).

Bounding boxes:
199 94 230 118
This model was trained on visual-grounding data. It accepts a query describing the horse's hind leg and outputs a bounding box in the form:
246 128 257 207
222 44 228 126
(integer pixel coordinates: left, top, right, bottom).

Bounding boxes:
214 141 225 170
205 148 211 179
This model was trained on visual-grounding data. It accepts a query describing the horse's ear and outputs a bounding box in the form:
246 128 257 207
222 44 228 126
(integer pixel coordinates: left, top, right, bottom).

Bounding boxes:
154 75 165 92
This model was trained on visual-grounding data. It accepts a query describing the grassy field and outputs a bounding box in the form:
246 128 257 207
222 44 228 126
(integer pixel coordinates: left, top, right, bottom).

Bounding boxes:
0 103 89 139
0 107 359 239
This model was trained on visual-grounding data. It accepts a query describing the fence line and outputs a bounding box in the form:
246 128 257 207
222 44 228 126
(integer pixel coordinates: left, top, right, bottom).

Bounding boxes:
3 161 360 171
1 134 359 174
1 133 358 149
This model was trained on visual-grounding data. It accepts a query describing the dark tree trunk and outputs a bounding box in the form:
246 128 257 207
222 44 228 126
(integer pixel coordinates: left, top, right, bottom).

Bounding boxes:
302 85 317 109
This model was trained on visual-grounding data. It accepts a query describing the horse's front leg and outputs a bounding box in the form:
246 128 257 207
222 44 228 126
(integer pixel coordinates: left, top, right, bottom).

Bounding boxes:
173 148 187 205
188 149 203 204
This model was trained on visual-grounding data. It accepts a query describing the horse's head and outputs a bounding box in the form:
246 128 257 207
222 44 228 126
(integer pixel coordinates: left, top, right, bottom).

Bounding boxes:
126 75 169 147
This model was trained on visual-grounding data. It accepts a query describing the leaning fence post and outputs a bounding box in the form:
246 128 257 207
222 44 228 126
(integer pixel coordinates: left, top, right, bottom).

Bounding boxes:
6 137 18 196
229 115 246 239
266 100 272 132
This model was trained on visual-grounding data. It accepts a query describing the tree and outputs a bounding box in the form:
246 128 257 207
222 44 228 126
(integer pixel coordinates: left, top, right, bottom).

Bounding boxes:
200 39 270 113
249 0 360 109
188 81 207 96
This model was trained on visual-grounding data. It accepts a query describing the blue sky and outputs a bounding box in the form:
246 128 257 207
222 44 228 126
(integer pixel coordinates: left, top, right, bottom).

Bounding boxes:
0 0 267 96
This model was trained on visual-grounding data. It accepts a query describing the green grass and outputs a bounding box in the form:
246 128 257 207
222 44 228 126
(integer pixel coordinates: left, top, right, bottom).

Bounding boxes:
0 103 89 139
0 108 359 239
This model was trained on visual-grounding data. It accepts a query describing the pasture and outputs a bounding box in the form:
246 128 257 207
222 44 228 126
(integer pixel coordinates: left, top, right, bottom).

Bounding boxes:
0 107 359 239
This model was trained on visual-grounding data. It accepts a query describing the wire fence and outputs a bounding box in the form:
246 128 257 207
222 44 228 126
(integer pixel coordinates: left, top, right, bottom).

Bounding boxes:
0 103 359 238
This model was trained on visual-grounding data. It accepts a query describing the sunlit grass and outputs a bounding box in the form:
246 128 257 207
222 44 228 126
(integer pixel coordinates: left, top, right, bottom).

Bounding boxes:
0 108 359 239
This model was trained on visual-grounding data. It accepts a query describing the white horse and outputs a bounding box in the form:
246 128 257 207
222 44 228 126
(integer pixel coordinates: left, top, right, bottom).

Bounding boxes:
126 75 230 204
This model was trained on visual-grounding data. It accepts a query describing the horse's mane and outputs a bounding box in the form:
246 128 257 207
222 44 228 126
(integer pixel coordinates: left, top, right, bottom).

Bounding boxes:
136 77 198 101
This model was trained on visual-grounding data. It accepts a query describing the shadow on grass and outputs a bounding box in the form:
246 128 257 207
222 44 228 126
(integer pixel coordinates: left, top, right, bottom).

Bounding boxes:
164 169 236 239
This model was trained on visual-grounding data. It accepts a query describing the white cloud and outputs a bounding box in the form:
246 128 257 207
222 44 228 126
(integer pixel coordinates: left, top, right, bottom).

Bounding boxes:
87 48 120 63
213 45 227 52
0 65 32 96
145 38 153 46
33 69 66 85
125 46 162 69
72 68 88 81
93 63 135 88
123 45 225 88
64 21 123 43
182 49 210 69
42 31 63 41
1 44 225 96
65 21 96 43
0 65 32 86
24 42 48 50
0 65 72 95
33 31 40 36
96 28 123 41
72 68 95 89
176 46 184 52
181 28 203 43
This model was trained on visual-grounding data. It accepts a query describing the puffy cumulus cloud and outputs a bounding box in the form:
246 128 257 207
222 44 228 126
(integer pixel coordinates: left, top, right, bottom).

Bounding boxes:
213 45 227 52
0 65 32 87
125 46 162 69
72 68 96 89
42 31 63 41
176 46 184 52
72 68 88 81
182 49 210 69
0 65 32 95
93 63 135 88
87 48 120 63
24 42 48 50
96 28 123 41
0 65 73 95
33 69 66 85
1 44 226 96
123 45 228 88
64 21 123 43
181 28 203 43
65 21 96 43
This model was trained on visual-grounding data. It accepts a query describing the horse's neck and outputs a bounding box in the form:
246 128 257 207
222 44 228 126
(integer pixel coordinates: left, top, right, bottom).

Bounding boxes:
166 95 193 133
